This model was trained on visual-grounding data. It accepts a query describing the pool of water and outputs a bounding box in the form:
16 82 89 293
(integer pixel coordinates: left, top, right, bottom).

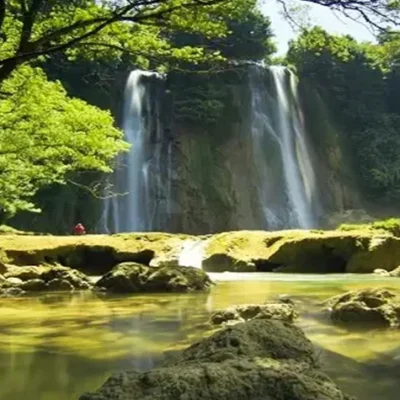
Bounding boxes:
0 273 399 400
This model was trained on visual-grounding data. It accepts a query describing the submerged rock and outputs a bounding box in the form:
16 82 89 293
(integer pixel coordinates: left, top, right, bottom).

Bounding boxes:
95 262 213 293
210 302 298 325
80 320 352 400
326 288 400 329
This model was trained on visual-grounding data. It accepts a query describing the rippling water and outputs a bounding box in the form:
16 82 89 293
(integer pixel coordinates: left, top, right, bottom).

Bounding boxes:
0 273 400 400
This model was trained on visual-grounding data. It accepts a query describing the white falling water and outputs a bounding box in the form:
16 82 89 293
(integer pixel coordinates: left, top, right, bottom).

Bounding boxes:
178 239 207 269
102 70 166 233
122 70 151 231
249 65 319 229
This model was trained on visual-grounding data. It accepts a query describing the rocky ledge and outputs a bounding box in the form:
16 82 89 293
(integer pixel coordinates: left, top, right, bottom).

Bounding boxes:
325 288 400 329
80 319 352 400
2 228 400 275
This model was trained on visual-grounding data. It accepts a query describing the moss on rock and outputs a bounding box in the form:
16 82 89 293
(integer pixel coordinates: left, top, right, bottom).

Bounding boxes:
325 288 400 329
95 262 213 293
210 302 298 326
80 320 352 400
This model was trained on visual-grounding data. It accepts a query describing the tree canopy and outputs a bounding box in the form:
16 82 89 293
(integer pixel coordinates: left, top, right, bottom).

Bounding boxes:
0 0 261 83
0 65 128 219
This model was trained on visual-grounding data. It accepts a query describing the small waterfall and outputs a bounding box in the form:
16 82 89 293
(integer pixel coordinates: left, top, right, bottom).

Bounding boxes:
249 65 319 229
178 239 207 269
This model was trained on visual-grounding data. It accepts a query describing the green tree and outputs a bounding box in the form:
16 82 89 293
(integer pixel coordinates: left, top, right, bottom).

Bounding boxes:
0 0 260 84
0 65 128 220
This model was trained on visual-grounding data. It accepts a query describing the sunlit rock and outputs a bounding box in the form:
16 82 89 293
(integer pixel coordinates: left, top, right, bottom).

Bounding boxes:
325 288 400 329
210 302 298 326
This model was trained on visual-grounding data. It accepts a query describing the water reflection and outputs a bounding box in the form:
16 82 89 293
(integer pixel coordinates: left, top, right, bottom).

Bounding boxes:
0 273 399 399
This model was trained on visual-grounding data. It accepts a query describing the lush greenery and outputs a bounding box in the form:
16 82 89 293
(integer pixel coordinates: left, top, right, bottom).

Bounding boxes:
0 0 266 226
287 27 400 201
0 66 128 220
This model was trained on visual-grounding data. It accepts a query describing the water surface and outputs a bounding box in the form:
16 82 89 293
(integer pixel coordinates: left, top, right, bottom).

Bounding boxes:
0 273 400 400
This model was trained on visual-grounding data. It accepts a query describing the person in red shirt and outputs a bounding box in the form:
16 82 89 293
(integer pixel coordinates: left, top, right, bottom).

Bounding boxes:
74 223 86 235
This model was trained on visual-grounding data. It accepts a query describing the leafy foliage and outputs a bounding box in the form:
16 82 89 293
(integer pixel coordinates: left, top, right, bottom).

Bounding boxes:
0 66 128 218
287 27 400 200
0 0 259 83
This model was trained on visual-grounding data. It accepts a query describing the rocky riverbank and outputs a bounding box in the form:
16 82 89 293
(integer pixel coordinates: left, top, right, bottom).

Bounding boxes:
2 228 400 275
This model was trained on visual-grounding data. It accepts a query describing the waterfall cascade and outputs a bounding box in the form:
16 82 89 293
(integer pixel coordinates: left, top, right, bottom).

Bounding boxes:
103 70 169 233
103 65 321 233
249 65 319 229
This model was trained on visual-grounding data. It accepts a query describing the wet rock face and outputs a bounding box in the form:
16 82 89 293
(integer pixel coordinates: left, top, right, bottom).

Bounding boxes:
95 262 213 293
326 288 400 329
210 302 298 326
80 320 353 400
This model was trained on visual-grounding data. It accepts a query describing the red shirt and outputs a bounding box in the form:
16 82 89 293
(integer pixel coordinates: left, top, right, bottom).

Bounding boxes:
74 224 86 235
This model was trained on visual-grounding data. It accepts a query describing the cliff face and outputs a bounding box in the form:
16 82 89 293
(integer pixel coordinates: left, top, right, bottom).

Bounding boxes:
141 67 362 234
11 67 363 234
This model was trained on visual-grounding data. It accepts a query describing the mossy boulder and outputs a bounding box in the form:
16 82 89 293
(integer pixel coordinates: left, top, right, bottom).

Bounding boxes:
95 262 213 293
325 288 400 329
2 265 91 292
210 302 298 325
80 320 352 400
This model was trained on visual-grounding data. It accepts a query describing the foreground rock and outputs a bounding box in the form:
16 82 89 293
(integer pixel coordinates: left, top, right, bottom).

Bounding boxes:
95 262 213 293
326 288 400 329
211 301 298 325
0 265 92 296
80 319 352 400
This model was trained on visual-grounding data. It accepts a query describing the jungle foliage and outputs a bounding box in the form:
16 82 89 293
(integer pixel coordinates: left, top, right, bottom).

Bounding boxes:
287 27 400 201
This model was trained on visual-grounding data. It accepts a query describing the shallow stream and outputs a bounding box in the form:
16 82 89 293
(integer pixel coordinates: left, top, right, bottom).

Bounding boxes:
0 273 399 399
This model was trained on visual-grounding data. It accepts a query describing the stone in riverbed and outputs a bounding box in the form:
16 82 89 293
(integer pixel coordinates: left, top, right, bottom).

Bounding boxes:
47 278 75 291
95 262 213 293
0 287 25 298
325 288 400 329
210 302 298 326
80 319 352 400
20 279 47 291
6 277 23 285
2 265 92 292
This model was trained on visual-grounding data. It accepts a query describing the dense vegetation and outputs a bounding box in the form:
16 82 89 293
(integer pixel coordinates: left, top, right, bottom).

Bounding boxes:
2 0 400 232
287 27 400 201
0 0 262 225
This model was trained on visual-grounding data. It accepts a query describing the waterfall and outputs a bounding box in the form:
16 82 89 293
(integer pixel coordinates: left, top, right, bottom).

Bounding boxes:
249 65 319 229
102 65 321 234
102 70 166 233
178 239 207 269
